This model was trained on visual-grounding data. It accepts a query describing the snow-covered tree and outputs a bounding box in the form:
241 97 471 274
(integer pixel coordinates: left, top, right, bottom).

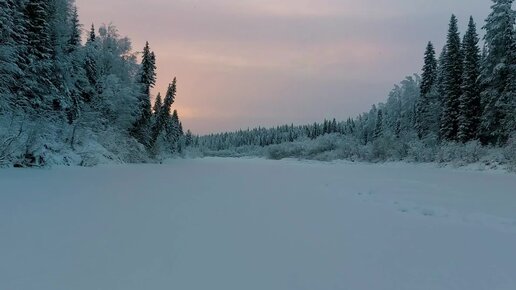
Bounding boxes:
84 24 98 98
480 0 516 145
67 5 81 52
131 41 157 147
458 17 481 142
374 109 384 139
0 0 20 111
24 0 56 109
140 42 157 96
416 42 438 138
440 15 463 141
151 79 176 147
153 92 163 115
420 42 438 97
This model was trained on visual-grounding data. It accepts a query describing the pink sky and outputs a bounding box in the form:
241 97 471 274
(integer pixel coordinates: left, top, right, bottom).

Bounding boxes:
75 0 490 134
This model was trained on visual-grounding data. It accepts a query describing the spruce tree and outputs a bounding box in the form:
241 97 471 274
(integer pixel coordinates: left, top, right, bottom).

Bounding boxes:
140 41 157 96
24 0 55 108
178 120 184 136
420 42 438 96
436 46 448 99
131 41 157 147
153 93 163 115
151 79 176 147
374 109 384 139
480 0 516 144
84 23 98 97
67 5 81 52
185 130 193 146
416 42 438 138
0 0 18 110
9 0 29 109
440 15 463 141
87 23 96 43
458 17 481 142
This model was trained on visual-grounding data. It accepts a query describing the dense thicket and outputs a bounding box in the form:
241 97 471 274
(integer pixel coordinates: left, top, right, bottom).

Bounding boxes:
0 0 184 166
193 2 516 167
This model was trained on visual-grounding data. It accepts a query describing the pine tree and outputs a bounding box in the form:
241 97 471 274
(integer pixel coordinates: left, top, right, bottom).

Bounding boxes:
87 23 96 43
178 120 184 136
374 109 384 139
140 41 157 96
420 42 438 96
24 0 56 108
153 93 163 115
0 0 19 110
184 130 193 146
480 0 516 145
436 46 448 99
440 15 463 141
169 109 183 138
131 41 157 147
150 79 176 146
458 17 482 142
416 42 438 138
323 119 329 134
67 5 81 52
84 23 98 97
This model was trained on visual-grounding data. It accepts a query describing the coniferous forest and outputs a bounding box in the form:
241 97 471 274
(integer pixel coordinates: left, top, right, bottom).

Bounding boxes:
1 0 515 169
194 2 516 169
0 0 184 167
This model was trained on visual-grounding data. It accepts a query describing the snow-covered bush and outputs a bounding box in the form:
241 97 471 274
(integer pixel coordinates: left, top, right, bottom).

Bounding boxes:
267 143 304 160
407 135 439 162
503 135 516 171
304 134 339 158
436 141 486 165
0 114 24 167
371 135 409 161
333 135 362 160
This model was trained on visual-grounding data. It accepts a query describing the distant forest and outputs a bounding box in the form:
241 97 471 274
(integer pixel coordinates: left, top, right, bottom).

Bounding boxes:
194 2 516 169
1 0 515 168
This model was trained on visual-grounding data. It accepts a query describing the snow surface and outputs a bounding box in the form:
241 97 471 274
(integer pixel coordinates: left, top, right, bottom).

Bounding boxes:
1 157 516 290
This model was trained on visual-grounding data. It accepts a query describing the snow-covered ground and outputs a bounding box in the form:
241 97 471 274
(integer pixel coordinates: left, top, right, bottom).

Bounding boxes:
1 158 515 290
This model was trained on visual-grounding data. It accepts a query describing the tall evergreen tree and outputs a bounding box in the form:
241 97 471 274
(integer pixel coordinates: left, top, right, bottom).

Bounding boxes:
416 42 438 138
140 41 157 96
0 0 19 111
374 109 384 139
153 93 163 115
24 0 56 108
436 46 448 99
87 23 96 43
150 79 176 147
458 17 482 142
84 23 98 99
67 5 81 52
420 42 438 96
480 0 516 144
131 41 157 146
440 15 463 141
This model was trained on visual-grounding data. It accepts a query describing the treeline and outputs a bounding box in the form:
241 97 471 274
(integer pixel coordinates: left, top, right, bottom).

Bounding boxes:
194 2 516 166
0 0 184 166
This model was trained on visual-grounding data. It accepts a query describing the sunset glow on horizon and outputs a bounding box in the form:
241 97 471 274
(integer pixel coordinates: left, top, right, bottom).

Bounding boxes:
76 0 490 134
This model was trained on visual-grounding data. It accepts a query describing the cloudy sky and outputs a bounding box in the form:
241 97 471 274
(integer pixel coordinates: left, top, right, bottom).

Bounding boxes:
75 0 491 134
